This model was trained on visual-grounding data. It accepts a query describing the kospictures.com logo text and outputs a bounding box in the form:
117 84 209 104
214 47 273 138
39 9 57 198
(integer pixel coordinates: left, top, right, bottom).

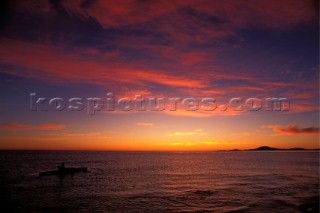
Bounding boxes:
30 93 290 115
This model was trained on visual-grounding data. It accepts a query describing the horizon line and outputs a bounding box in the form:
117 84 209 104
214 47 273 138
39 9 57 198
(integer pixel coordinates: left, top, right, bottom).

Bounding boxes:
0 147 319 152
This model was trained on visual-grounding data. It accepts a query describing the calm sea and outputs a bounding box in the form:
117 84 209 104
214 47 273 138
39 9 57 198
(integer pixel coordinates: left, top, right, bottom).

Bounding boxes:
0 151 318 212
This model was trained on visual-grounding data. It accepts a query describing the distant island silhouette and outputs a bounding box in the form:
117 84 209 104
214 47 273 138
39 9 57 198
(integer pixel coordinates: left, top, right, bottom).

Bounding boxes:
226 146 319 151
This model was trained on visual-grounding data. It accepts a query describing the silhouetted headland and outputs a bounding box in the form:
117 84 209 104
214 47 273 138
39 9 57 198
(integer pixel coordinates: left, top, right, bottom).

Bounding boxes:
225 146 319 151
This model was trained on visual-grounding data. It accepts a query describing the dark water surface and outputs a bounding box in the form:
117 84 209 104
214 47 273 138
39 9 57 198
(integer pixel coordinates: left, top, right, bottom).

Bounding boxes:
0 151 319 212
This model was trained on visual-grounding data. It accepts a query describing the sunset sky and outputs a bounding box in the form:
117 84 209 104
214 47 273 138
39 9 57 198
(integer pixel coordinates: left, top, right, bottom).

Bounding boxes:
0 0 319 151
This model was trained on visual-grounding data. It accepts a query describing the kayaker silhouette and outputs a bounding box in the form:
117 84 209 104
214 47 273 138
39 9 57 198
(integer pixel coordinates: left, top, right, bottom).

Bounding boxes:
39 163 88 177
58 162 66 171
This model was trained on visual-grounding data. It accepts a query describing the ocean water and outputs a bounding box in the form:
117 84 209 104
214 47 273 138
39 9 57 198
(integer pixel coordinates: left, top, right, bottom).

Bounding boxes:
0 151 318 212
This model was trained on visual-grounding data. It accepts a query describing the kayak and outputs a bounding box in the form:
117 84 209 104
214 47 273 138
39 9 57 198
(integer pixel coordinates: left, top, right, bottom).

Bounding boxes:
39 167 88 177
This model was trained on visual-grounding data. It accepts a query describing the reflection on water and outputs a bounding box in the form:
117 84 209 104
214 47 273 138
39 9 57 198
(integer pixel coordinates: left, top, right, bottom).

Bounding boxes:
0 151 319 212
